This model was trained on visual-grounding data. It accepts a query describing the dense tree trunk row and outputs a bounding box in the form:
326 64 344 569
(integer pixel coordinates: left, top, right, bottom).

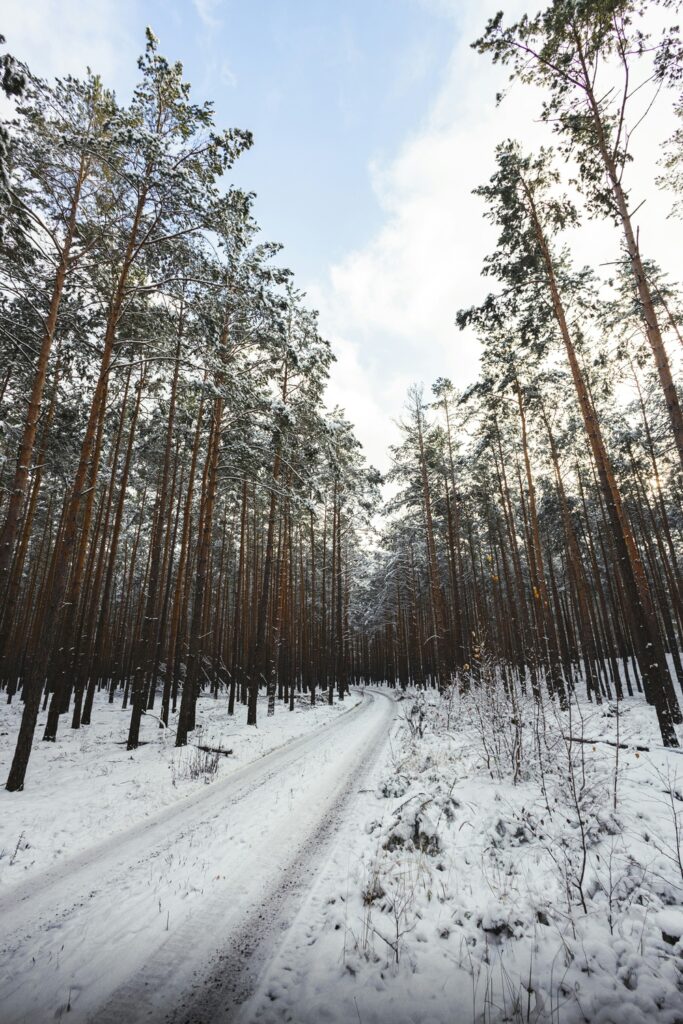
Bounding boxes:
1 0 682 795
0 34 376 789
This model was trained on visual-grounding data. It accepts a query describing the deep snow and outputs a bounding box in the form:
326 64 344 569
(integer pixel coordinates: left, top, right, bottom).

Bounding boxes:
243 686 683 1024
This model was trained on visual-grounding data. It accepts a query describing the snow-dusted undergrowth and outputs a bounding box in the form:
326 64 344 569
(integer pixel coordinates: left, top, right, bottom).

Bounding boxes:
347 681 683 1024
246 679 683 1024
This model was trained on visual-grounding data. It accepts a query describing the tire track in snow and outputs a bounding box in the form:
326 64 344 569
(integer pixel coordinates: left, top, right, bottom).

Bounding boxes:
163 688 396 1024
0 691 367 919
0 688 395 1024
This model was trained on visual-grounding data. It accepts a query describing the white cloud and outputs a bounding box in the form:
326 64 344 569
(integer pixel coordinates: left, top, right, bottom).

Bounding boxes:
313 0 538 470
314 0 681 473
2 0 136 86
220 61 237 87
322 333 404 472
193 0 224 31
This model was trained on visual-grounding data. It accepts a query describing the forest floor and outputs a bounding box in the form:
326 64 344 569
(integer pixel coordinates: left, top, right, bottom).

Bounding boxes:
242 683 683 1024
2 682 683 1024
0 688 362 894
0 686 393 1024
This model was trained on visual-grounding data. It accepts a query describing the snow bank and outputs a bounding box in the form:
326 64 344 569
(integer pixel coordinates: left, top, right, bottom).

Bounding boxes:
245 686 683 1024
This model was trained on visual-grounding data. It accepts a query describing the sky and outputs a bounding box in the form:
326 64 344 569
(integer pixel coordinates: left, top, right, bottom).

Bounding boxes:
2 0 680 470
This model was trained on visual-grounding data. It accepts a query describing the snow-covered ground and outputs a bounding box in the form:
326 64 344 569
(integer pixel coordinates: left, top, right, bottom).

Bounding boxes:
2 681 682 1024
244 686 683 1024
0 687 397 1024
0 688 360 893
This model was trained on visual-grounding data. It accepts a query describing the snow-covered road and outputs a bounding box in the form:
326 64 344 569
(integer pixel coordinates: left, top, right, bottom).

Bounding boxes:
0 688 396 1024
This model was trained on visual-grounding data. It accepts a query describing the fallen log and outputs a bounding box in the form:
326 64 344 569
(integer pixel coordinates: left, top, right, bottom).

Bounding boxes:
563 735 649 752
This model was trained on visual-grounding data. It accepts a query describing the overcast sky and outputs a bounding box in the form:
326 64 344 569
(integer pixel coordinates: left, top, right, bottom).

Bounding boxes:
3 0 680 470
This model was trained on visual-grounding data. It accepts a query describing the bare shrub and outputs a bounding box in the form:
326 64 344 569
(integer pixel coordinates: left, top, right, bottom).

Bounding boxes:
171 746 220 786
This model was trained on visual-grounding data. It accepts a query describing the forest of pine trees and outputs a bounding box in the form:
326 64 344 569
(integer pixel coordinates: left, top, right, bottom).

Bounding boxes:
1 0 682 797
360 2 683 748
0 31 381 791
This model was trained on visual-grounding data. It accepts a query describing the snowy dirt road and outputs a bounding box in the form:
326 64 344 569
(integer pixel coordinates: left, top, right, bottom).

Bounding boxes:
0 688 396 1024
